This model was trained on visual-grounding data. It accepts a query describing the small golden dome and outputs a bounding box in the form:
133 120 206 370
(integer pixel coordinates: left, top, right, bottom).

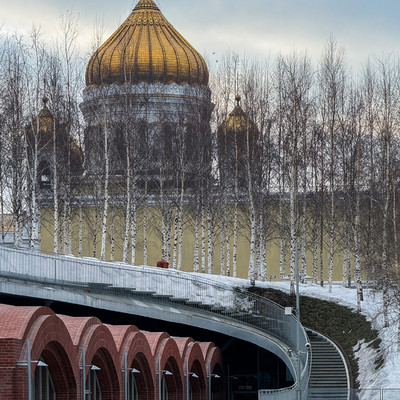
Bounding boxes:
86 0 209 87
37 97 53 134
225 96 247 131
218 96 259 154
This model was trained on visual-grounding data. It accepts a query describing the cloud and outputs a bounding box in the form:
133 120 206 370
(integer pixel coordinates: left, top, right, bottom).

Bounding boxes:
1 0 400 70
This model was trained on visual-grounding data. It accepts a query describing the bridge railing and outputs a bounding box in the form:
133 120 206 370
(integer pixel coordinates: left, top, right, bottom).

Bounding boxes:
0 244 310 398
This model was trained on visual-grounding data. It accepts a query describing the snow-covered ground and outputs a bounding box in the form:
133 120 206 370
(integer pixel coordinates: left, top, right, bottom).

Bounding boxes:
200 273 400 398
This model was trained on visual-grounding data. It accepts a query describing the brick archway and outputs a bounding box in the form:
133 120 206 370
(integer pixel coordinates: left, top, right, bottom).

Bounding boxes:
24 312 79 400
162 356 183 400
123 330 156 400
155 337 184 400
39 340 78 399
80 324 121 399
179 339 207 400
188 359 206 400
204 346 225 400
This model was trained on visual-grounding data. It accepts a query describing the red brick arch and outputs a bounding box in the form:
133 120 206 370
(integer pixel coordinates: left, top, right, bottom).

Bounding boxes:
107 324 138 352
58 315 101 346
155 337 184 400
0 304 45 340
174 338 208 400
203 344 225 400
79 324 121 400
186 343 208 400
123 330 156 400
21 312 79 400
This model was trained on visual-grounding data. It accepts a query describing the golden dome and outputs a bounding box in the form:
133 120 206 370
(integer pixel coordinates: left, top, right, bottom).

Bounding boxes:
37 97 53 134
218 95 259 155
86 0 209 87
225 96 248 131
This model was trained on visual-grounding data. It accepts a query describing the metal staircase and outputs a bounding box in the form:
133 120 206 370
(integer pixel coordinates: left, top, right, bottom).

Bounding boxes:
307 329 349 400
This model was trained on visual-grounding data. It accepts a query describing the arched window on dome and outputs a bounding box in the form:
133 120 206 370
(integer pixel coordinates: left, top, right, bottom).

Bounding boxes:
33 357 56 400
111 122 127 174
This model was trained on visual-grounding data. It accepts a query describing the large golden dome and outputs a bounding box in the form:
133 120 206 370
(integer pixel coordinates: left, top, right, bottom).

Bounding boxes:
86 0 209 87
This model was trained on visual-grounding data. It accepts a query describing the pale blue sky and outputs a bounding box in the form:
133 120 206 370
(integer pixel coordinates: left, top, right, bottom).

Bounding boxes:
1 0 400 70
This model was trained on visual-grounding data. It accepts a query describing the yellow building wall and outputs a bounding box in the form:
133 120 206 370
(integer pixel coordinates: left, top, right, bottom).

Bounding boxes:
40 206 347 282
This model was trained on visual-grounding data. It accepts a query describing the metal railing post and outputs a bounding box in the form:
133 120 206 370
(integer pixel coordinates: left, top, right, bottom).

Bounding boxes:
82 346 86 400
27 339 32 400
124 352 128 400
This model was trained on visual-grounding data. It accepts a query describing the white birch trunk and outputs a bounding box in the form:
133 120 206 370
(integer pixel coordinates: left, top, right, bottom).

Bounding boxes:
354 191 363 311
258 212 267 281
207 206 214 275
122 165 131 264
160 177 166 260
233 203 238 277
110 215 115 261
301 199 307 282
172 207 179 269
165 209 172 263
279 192 286 279
225 214 231 277
78 203 83 257
93 207 99 258
382 179 390 328
312 223 318 284
289 184 296 295
28 115 39 250
201 205 206 273
30 142 38 250
122 202 130 263
193 206 199 273
100 123 109 261
63 202 68 254
246 121 256 286
53 117 59 254
177 183 184 270
320 213 324 287
328 192 334 293
66 201 72 255
393 189 400 351
248 204 256 285
220 223 225 276
381 139 390 328
342 222 351 287
393 185 398 272
131 203 137 265
143 204 148 266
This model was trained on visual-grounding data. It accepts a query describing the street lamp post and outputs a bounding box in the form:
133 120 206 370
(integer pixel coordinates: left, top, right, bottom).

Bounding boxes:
207 363 221 400
124 352 141 400
81 347 101 400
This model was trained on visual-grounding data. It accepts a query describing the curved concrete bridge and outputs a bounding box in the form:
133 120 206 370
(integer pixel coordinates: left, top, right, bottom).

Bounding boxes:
0 245 312 399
